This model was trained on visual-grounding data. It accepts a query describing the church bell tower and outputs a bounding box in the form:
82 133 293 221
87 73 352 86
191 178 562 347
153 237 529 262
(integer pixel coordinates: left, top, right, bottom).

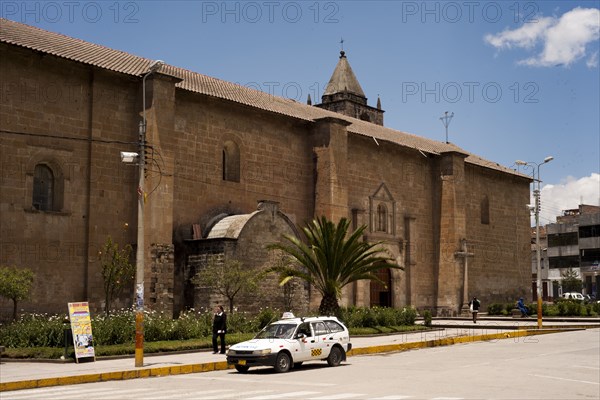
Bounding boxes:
315 51 384 126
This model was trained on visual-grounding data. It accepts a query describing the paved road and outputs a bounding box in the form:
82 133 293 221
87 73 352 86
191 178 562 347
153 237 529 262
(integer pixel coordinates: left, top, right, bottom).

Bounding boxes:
3 328 598 400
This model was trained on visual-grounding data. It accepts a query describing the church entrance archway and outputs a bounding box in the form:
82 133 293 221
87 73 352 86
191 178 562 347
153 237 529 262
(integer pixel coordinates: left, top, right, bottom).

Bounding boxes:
370 268 392 307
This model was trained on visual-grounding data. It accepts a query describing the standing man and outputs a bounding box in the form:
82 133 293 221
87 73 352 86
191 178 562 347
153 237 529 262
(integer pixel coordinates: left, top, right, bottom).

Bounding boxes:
212 305 227 354
469 296 481 323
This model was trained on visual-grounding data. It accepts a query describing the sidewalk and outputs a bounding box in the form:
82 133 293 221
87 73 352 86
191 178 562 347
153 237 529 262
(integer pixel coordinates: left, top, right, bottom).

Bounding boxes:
1 317 598 391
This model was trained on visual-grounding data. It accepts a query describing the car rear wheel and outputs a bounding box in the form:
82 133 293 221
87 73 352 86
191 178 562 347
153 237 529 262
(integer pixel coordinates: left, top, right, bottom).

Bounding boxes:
235 365 250 373
274 352 291 373
327 346 342 367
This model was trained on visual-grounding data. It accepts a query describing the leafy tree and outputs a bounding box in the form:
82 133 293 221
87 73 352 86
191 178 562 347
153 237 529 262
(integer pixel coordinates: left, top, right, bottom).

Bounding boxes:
561 267 582 293
0 266 34 321
99 236 134 317
268 216 401 316
192 256 260 313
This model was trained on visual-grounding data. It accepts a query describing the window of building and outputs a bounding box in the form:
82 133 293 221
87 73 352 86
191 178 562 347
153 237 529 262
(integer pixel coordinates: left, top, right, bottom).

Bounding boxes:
222 141 240 182
548 232 578 247
548 255 580 269
480 196 490 225
579 225 600 238
33 164 54 211
377 203 387 232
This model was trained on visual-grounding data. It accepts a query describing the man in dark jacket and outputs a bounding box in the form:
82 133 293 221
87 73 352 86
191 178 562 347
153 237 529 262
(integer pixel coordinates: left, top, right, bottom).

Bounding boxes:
469 296 481 323
212 305 227 354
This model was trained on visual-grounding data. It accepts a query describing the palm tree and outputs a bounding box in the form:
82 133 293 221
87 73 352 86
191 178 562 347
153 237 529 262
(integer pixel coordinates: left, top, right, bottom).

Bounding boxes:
268 216 402 316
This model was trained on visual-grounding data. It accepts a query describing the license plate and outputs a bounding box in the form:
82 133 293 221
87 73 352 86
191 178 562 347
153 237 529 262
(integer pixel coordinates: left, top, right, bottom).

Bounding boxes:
238 360 246 365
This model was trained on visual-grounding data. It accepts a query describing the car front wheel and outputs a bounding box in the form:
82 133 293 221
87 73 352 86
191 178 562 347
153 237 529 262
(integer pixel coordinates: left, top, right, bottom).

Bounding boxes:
235 365 250 373
327 346 343 367
274 352 291 373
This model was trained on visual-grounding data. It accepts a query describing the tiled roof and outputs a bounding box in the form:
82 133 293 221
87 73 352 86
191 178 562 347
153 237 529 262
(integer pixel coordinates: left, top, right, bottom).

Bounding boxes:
0 18 524 177
206 212 259 239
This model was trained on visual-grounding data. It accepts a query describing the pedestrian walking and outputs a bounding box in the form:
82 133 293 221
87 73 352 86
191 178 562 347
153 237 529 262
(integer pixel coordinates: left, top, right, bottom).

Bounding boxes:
212 305 227 354
469 296 481 323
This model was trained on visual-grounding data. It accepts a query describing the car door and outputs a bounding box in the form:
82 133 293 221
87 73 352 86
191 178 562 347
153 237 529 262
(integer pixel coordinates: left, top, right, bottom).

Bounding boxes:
292 322 315 362
310 321 331 359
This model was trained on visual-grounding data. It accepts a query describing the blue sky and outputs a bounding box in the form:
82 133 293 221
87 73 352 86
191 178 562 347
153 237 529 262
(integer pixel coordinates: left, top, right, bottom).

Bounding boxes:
2 0 599 224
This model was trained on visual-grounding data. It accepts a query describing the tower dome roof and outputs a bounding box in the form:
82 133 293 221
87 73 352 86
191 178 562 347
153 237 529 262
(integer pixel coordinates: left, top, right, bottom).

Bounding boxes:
323 51 366 98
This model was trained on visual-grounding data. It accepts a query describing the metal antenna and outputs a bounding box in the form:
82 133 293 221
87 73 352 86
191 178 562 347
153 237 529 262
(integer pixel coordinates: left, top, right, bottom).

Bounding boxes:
439 111 454 143
340 37 344 51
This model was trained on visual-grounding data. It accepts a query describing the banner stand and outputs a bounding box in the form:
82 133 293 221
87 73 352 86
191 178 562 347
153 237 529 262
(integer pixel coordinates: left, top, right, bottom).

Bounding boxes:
67 302 96 363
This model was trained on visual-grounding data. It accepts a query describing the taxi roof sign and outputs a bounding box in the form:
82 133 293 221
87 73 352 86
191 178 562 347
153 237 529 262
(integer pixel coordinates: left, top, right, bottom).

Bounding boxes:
281 312 295 319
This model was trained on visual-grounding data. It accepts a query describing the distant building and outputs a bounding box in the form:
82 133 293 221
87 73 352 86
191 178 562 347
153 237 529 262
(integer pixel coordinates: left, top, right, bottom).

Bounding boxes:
542 205 600 300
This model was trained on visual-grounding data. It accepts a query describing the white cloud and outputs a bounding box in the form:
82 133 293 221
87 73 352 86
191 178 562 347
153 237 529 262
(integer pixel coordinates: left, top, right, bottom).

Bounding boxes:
587 50 599 68
537 173 600 223
484 17 554 49
485 7 600 67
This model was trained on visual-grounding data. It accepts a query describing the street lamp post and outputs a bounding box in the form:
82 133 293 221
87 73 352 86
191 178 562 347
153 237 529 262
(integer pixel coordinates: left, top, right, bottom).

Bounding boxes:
134 59 164 367
516 156 553 329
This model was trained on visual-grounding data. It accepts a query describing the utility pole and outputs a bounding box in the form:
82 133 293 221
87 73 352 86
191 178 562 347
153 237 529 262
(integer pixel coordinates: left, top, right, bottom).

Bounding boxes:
516 156 553 329
134 59 164 367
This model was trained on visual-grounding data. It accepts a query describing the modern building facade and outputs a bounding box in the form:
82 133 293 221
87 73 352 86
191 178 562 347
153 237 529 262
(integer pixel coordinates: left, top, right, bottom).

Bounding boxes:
543 205 600 300
0 19 532 319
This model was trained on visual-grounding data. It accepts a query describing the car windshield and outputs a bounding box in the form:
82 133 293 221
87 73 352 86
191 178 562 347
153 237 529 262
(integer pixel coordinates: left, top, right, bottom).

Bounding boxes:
255 323 297 339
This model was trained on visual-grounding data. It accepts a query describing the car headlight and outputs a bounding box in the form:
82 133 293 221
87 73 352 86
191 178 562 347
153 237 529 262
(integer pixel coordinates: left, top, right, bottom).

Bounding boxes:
253 349 271 355
226 349 235 355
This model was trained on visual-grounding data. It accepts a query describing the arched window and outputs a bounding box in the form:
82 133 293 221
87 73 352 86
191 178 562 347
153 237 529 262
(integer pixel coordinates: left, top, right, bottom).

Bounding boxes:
481 195 490 225
359 112 371 122
33 164 54 211
222 141 240 182
377 203 387 232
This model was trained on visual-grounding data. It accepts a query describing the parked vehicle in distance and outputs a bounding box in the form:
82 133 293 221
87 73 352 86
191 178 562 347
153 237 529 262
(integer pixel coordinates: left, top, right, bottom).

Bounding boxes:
562 292 585 301
226 313 352 373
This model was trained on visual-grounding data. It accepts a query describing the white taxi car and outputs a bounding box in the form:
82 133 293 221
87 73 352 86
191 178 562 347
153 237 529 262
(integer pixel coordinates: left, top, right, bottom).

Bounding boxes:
226 313 352 373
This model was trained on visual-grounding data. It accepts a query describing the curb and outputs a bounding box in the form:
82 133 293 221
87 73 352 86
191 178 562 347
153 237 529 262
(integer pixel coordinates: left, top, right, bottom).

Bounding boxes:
0 328 580 392
347 327 572 356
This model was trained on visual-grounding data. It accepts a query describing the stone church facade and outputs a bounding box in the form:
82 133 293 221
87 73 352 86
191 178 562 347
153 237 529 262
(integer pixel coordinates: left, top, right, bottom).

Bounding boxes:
0 19 532 319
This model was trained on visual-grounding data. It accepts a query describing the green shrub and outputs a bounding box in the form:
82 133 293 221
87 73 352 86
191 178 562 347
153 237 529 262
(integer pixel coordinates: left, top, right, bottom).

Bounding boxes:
0 305 423 349
487 303 505 315
0 313 66 347
398 307 417 325
423 310 432 327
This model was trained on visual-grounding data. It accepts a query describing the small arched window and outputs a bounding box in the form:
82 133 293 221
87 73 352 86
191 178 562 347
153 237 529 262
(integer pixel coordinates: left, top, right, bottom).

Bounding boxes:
222 140 240 182
33 164 54 211
377 203 387 232
481 195 490 225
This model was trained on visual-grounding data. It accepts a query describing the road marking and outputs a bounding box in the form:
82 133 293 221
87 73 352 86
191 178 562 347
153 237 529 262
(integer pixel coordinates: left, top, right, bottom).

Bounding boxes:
201 390 274 399
308 394 365 399
248 391 321 399
431 397 464 400
573 365 600 370
190 375 335 387
92 389 195 400
1 387 148 400
458 362 491 368
530 374 600 385
369 396 413 400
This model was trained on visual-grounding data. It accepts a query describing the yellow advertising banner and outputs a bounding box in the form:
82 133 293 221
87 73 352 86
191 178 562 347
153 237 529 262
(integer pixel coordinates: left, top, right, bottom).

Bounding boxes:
67 302 95 362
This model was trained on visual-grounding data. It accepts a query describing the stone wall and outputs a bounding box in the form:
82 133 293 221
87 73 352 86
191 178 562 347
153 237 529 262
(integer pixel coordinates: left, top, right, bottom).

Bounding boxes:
0 40 531 319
